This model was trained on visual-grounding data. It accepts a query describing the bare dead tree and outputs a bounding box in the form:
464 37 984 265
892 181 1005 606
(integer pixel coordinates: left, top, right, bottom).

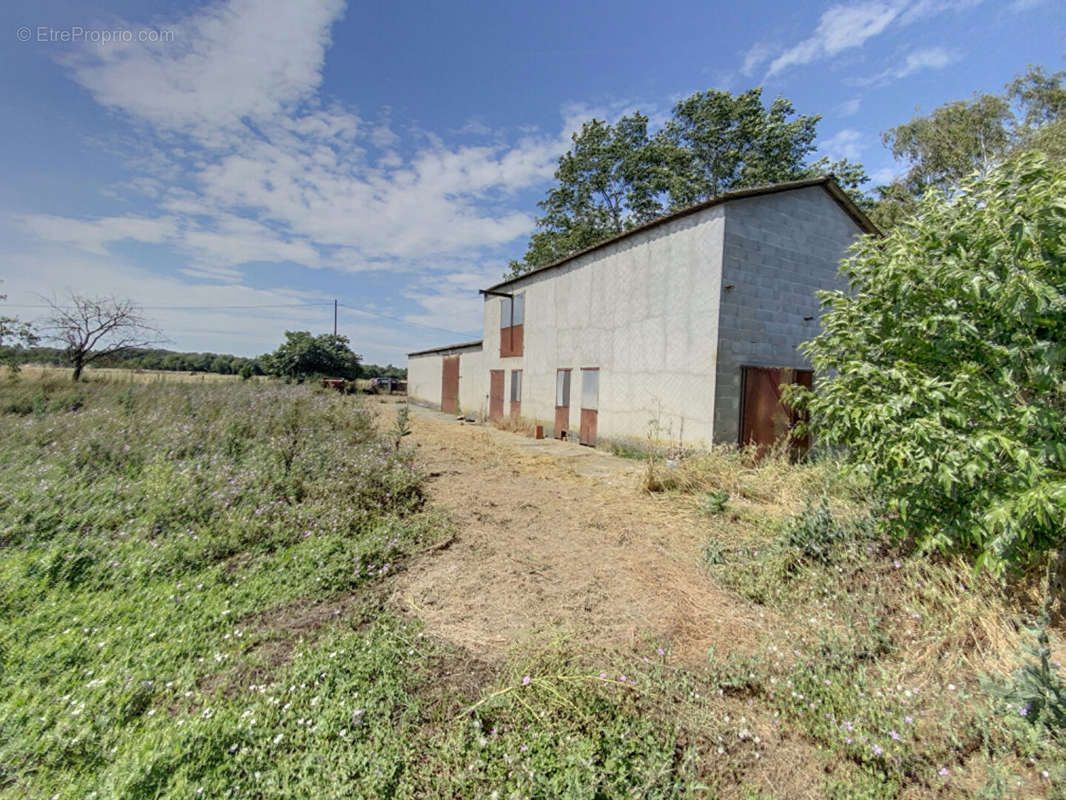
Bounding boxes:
42 294 165 381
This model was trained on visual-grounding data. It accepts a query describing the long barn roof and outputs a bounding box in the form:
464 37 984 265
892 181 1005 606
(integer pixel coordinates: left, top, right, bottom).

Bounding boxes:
482 176 878 294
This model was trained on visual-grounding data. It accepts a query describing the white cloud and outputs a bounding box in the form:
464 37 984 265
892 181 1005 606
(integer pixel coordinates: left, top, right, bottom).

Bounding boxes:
836 97 863 117
754 1 980 79
820 128 866 161
25 0 588 303
868 165 903 185
767 2 903 78
740 43 775 77
17 214 178 255
851 46 959 86
65 0 346 134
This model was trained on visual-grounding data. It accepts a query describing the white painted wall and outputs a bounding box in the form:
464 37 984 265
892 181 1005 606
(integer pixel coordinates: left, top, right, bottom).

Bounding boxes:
457 347 486 417
482 205 727 445
410 184 867 447
406 344 485 415
406 352 443 408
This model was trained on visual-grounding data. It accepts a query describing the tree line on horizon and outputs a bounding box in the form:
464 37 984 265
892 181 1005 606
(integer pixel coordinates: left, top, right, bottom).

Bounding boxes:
0 342 406 381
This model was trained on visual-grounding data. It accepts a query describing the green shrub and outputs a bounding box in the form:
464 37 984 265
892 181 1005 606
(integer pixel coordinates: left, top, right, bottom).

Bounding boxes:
794 153 1066 575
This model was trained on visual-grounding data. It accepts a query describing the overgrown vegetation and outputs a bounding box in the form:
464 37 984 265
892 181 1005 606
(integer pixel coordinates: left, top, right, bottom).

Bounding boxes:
0 376 704 798
647 443 1066 797
794 154 1066 588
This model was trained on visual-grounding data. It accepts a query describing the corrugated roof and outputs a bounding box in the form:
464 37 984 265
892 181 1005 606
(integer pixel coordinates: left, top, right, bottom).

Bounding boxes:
407 340 483 358
483 176 878 293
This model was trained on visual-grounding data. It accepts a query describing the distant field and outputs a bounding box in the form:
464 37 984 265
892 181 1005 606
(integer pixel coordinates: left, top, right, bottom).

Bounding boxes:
15 364 247 384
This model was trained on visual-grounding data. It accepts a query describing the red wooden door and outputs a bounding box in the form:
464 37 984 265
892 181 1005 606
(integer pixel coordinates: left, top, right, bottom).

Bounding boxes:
489 370 504 421
441 356 459 414
739 366 812 458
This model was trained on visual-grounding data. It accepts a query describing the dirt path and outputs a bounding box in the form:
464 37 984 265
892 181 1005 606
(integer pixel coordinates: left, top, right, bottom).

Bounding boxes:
392 404 773 663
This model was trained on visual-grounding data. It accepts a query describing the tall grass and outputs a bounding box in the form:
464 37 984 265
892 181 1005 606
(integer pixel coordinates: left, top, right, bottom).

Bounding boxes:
0 377 698 798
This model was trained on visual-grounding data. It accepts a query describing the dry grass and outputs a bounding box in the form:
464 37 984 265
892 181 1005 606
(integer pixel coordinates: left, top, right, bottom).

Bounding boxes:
11 363 247 384
391 405 775 665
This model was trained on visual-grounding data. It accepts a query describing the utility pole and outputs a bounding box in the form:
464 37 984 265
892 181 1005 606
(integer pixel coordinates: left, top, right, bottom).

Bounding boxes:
333 299 338 337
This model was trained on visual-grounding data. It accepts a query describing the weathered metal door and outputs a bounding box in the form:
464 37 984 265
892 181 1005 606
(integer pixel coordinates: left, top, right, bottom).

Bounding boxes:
554 369 570 439
739 366 813 457
579 368 598 446
441 356 459 414
489 370 504 421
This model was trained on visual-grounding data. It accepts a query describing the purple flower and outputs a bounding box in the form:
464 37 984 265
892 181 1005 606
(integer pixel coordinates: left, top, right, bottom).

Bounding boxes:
871 744 883 756
889 730 900 740
1018 703 1031 717
521 675 530 686
618 675 627 682
938 767 950 777
599 672 607 679
904 716 914 725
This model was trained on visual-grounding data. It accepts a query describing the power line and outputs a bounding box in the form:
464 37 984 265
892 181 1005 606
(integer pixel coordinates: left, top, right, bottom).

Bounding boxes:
338 303 477 337
2 302 335 311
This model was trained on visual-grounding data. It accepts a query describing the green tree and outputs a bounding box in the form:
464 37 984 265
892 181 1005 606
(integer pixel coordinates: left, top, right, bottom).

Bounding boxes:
882 94 1013 195
1008 64 1066 129
0 291 37 373
660 87 821 206
795 154 1066 587
508 113 666 276
262 331 361 382
509 87 867 276
870 63 1065 228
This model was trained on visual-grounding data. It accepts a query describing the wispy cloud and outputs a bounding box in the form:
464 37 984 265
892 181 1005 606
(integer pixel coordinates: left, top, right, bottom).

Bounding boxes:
748 0 980 80
836 97 863 117
819 128 867 161
850 46 960 86
766 2 903 78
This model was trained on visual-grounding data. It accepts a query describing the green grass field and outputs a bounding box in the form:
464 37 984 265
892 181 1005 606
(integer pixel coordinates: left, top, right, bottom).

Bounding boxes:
1 373 1063 798
0 376 698 799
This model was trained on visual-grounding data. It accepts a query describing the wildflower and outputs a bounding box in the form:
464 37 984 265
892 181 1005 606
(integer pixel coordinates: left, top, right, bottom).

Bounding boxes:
618 675 626 682
521 675 531 686
1018 703 1031 717
889 730 900 740
905 716 914 725
657 648 665 656
871 744 883 756
938 767 950 777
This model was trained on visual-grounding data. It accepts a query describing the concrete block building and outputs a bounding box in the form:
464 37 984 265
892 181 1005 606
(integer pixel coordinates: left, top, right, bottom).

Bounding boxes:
407 177 876 449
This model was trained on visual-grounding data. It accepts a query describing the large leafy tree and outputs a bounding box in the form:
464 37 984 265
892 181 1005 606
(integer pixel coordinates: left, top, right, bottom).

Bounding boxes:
262 331 361 382
870 63 1066 230
660 88 821 206
797 154 1066 589
880 94 1013 196
509 87 867 276
508 113 667 276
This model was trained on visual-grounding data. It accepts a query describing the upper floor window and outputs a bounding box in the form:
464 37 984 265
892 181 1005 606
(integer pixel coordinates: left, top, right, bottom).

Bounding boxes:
500 292 524 357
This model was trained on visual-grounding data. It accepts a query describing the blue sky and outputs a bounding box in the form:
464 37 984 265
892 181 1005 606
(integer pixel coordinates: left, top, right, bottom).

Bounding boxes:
0 0 1062 363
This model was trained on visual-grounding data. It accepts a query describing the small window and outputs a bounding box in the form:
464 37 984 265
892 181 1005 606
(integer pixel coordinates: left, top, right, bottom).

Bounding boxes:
581 368 598 411
555 369 570 407
500 293 525 328
513 293 524 325
510 369 522 403
499 297 510 330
